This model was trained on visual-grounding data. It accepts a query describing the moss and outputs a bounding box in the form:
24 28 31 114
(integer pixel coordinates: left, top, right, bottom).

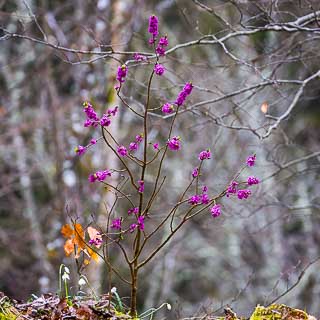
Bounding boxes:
250 304 308 320
0 311 17 320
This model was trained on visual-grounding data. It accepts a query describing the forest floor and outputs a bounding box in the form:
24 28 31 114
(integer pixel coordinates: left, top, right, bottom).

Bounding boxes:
0 291 316 320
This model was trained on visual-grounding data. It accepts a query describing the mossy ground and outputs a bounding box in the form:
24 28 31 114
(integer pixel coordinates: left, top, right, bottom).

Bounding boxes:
0 292 316 320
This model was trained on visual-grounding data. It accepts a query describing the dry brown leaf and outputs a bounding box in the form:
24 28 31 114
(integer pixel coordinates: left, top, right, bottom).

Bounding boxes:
87 226 102 248
261 101 268 114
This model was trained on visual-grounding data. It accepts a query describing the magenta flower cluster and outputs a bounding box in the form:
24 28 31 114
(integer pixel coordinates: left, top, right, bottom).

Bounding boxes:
138 180 144 193
116 134 144 157
188 185 210 205
167 136 181 151
74 145 86 156
128 207 139 215
187 151 222 217
130 216 145 233
148 15 159 44
148 15 169 55
154 63 165 76
88 169 112 183
225 155 259 200
247 176 259 185
89 237 103 246
82 101 118 129
117 145 128 157
133 53 147 62
83 101 99 128
246 154 256 167
117 65 128 84
198 149 211 161
192 167 199 178
156 36 169 56
111 218 122 230
210 204 221 218
162 103 174 114
175 82 193 106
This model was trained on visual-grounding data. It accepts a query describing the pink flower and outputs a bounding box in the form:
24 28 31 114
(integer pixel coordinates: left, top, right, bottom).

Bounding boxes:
84 119 93 127
246 154 256 167
90 139 97 145
188 194 201 205
88 174 97 183
74 145 86 156
117 145 128 157
111 218 122 230
148 15 159 42
156 36 168 56
156 46 165 56
96 170 112 181
198 149 211 160
226 181 238 197
107 106 118 117
247 176 260 186
137 216 145 230
192 167 199 178
183 82 193 95
129 216 145 232
129 142 138 151
201 193 210 204
167 136 181 151
129 223 137 233
100 114 111 127
138 180 144 193
210 204 221 218
237 189 251 200
133 53 147 61
83 101 99 127
117 65 128 83
89 170 112 183
159 36 168 47
89 237 102 246
175 82 193 106
162 103 174 114
153 143 159 150
128 207 139 215
135 134 143 143
154 64 165 76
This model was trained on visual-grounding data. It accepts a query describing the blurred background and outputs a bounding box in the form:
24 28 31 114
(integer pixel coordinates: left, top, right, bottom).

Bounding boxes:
1 0 320 318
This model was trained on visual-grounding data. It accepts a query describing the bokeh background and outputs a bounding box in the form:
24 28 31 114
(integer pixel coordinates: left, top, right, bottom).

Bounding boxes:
1 0 320 318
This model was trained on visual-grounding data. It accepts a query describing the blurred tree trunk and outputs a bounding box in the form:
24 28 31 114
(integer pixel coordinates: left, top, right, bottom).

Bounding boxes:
7 73 54 293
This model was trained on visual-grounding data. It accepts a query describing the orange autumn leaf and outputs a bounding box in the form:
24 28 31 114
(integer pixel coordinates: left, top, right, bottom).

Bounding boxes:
74 223 85 250
261 101 268 114
61 224 74 238
61 222 86 259
87 247 99 262
64 238 75 256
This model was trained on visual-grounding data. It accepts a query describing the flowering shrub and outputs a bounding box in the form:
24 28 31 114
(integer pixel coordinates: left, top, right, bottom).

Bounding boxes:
61 15 260 317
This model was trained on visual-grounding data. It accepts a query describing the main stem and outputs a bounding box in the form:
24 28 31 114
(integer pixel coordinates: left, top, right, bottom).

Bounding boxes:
130 69 155 316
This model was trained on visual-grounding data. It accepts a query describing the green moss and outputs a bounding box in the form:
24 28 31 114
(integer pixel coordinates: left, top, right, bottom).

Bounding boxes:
250 304 308 320
0 311 17 320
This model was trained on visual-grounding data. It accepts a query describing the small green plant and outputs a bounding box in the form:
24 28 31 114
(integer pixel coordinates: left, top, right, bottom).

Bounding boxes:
59 264 72 305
